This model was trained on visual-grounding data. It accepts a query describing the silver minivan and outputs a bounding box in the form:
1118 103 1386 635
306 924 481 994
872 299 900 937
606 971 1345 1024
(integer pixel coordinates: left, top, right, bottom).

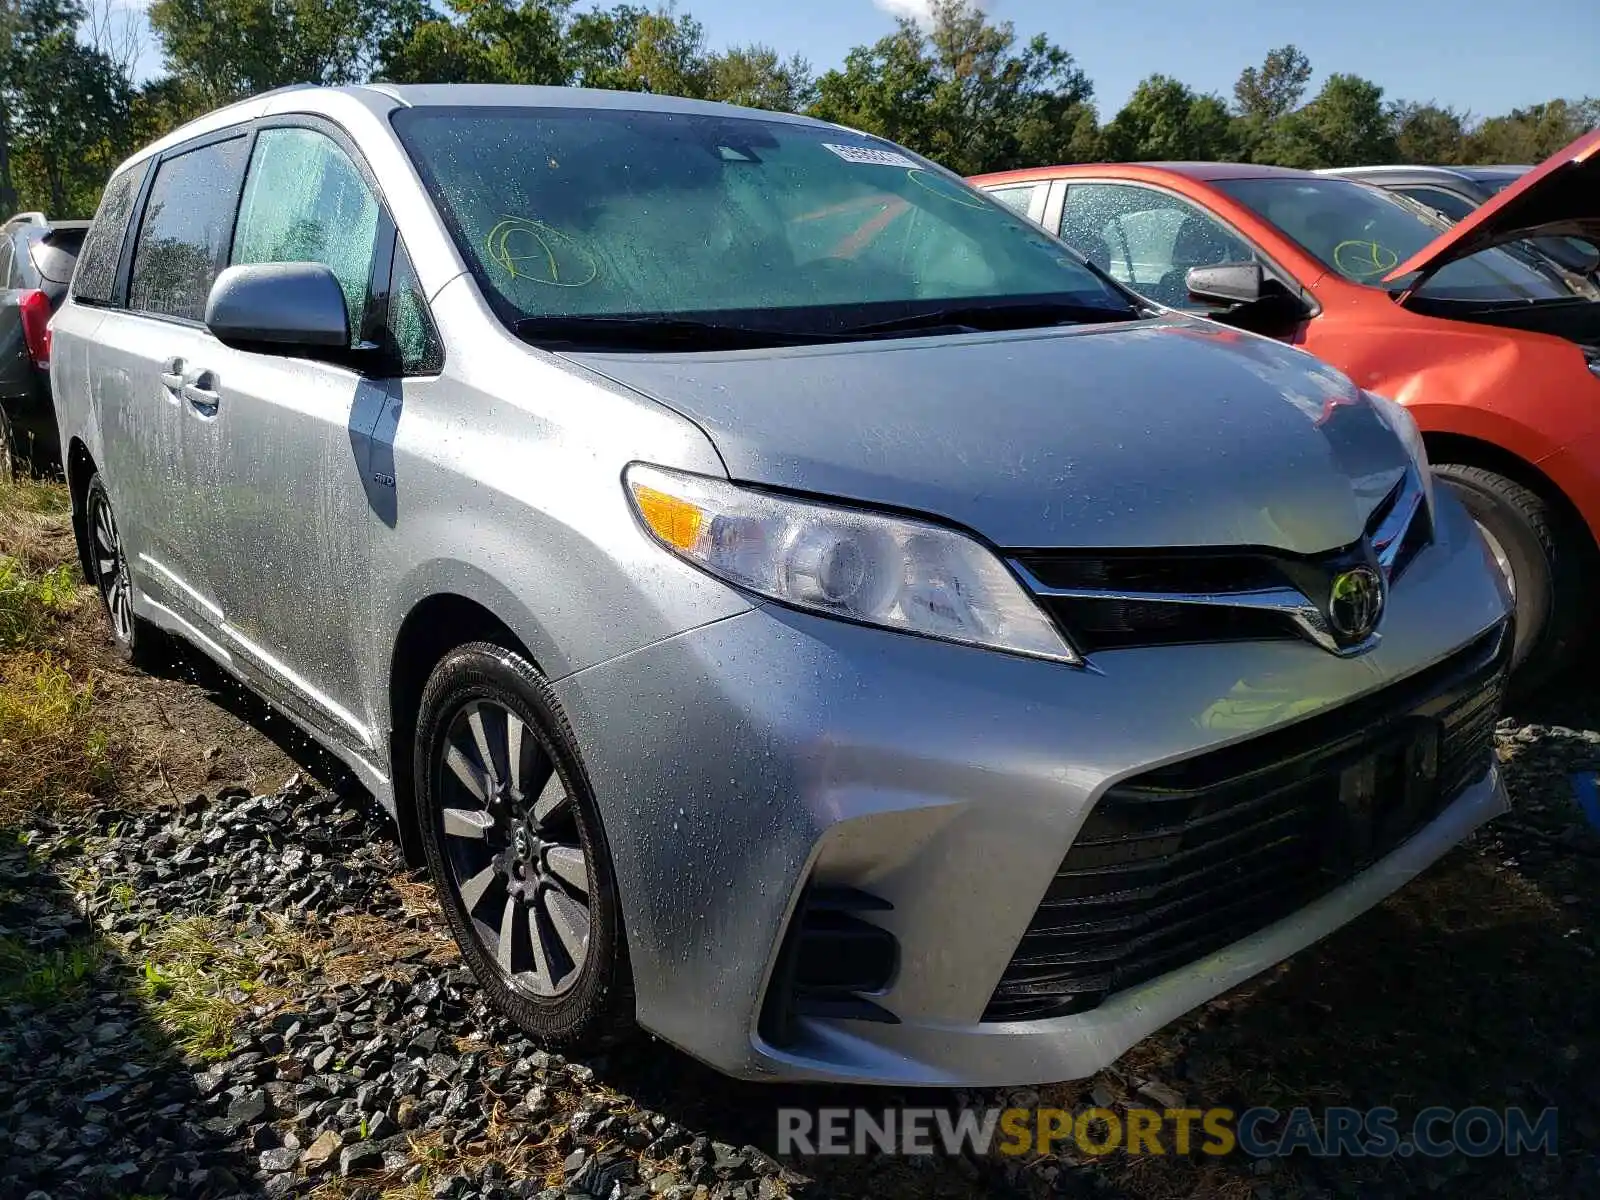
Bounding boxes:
52 84 1513 1086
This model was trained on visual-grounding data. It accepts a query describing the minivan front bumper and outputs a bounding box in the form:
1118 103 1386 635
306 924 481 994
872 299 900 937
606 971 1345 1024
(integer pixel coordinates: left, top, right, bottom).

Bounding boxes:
552 489 1512 1085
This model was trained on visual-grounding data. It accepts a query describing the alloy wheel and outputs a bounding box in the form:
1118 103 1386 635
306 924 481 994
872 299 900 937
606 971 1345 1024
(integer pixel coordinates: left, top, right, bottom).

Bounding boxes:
436 699 592 997
90 487 134 644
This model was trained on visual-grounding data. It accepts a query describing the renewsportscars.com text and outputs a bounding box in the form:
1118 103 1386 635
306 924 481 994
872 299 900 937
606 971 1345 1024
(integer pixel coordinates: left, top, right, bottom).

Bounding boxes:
778 1106 1559 1159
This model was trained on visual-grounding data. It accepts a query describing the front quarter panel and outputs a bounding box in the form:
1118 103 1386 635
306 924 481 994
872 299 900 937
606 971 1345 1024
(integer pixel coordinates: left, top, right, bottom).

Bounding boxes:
367 274 754 723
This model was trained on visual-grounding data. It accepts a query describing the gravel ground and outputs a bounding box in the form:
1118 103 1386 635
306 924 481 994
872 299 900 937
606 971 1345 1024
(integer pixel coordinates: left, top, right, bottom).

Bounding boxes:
3 692 1599 1200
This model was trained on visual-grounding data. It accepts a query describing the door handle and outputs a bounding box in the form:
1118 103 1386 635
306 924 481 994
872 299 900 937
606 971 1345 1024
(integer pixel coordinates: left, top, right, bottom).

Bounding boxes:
182 369 220 416
159 356 186 392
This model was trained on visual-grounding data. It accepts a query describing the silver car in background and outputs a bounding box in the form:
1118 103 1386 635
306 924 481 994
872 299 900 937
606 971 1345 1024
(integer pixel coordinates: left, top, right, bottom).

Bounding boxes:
51 85 1512 1086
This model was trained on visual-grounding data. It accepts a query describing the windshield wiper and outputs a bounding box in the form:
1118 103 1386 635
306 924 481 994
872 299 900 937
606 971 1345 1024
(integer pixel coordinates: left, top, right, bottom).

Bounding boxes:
514 315 834 350
841 299 1139 337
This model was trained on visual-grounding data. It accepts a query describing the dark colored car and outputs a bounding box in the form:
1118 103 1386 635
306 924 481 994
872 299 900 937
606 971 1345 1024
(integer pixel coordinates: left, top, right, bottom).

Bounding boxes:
0 212 87 472
1323 165 1600 293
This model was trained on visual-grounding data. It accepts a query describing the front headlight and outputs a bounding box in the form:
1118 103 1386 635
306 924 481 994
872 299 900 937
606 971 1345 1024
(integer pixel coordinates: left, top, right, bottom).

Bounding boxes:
625 463 1080 665
1364 390 1435 513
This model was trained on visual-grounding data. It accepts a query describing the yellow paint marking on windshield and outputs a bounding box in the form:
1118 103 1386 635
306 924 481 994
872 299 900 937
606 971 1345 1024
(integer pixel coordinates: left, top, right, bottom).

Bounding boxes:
1332 240 1400 279
484 216 598 287
905 167 988 208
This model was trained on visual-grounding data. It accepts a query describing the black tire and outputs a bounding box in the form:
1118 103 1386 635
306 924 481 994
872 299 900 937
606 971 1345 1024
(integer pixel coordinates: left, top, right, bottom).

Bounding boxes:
84 473 162 667
1434 462 1589 692
414 642 634 1047
0 405 15 482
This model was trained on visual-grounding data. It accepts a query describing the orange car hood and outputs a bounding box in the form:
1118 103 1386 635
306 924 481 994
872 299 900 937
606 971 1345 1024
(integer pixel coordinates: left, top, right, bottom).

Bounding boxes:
1384 127 1600 283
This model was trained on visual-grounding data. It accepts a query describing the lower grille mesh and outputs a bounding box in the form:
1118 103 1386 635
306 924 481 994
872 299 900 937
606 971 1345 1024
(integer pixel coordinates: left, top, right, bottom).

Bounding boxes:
984 623 1510 1023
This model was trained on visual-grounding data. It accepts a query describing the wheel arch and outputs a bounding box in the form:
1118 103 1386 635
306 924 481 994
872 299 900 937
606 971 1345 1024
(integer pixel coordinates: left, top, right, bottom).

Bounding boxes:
1422 431 1598 555
386 592 541 866
65 437 98 584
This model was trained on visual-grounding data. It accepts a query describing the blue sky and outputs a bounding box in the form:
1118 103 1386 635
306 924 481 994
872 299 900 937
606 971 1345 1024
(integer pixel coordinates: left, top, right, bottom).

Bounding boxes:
117 0 1597 119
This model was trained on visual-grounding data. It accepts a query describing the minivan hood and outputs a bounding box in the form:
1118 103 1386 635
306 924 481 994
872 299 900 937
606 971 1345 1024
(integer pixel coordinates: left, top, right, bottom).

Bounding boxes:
1384 128 1600 284
569 319 1411 554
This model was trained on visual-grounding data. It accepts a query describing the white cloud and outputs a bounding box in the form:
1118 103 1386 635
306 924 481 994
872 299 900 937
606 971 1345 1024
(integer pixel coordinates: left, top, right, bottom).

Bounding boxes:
873 0 937 25
873 0 991 27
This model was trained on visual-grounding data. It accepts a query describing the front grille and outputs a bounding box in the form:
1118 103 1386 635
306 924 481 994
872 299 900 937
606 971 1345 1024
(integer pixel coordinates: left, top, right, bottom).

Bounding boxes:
1013 471 1431 655
984 622 1510 1023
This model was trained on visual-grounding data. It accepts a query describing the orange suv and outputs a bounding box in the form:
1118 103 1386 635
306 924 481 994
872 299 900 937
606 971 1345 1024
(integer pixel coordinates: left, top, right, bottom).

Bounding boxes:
974 132 1600 688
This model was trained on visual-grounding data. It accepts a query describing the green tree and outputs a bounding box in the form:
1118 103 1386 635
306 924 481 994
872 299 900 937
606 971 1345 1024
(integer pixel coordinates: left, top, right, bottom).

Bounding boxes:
1103 74 1235 161
378 0 568 84
148 0 429 103
1233 44 1311 122
566 4 707 94
1257 73 1397 168
1392 101 1466 164
2 0 134 215
809 0 1096 175
705 44 813 111
1464 98 1600 163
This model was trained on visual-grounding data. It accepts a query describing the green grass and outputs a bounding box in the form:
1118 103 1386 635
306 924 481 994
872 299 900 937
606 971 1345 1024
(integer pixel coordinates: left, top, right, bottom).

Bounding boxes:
0 555 79 649
0 934 103 1004
136 915 296 1059
0 651 109 818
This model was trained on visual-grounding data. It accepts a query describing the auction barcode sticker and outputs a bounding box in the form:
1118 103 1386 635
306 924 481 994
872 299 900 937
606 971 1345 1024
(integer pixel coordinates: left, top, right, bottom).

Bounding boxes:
822 143 918 168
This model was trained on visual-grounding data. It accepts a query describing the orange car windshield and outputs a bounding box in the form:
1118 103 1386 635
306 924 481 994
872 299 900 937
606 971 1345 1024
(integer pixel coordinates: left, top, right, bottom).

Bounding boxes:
1215 177 1572 304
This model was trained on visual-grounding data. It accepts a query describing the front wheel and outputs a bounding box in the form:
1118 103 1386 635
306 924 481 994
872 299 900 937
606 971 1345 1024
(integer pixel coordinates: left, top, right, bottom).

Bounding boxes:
414 643 633 1047
1434 463 1588 692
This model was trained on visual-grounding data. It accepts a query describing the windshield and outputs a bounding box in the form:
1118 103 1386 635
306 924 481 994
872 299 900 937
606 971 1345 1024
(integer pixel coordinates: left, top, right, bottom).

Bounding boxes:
392 106 1136 341
1214 176 1570 302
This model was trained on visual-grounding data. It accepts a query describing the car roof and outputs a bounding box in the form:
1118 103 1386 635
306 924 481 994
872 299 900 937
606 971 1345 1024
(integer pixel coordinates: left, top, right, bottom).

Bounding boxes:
1320 164 1533 185
114 82 842 177
973 161 1324 187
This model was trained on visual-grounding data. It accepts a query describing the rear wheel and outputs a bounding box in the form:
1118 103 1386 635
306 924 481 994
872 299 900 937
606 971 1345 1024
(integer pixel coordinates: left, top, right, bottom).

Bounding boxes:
85 474 159 666
0 406 15 482
1434 462 1588 692
414 643 633 1047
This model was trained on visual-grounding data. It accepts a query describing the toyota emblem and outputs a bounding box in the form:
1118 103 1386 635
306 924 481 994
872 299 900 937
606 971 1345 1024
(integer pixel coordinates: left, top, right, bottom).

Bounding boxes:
1329 566 1385 642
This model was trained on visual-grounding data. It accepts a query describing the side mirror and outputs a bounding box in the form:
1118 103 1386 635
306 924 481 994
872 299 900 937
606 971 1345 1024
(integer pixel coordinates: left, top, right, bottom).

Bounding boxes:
1186 262 1264 307
205 262 350 351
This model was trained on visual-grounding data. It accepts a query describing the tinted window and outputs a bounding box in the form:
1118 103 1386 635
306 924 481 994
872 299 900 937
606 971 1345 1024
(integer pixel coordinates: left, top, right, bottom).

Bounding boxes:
73 166 144 305
386 241 443 375
1214 176 1566 302
1393 186 1475 222
1061 183 1256 308
0 235 14 287
392 107 1132 334
128 136 250 321
31 228 85 284
231 127 380 344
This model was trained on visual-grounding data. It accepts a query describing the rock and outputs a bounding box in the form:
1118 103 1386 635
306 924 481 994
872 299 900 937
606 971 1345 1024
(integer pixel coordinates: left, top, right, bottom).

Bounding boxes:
1137 1080 1185 1109
341 1142 385 1176
302 1128 344 1170
260 1147 298 1172
228 1088 270 1123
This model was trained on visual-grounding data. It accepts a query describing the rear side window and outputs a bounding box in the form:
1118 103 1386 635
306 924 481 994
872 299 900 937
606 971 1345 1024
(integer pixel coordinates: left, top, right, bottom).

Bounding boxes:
0 235 14 287
987 184 1041 221
73 166 144 305
231 126 380 346
129 136 250 321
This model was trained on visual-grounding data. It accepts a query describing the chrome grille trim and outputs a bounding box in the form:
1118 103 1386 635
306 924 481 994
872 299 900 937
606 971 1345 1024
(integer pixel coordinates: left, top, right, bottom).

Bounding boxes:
1012 467 1432 657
